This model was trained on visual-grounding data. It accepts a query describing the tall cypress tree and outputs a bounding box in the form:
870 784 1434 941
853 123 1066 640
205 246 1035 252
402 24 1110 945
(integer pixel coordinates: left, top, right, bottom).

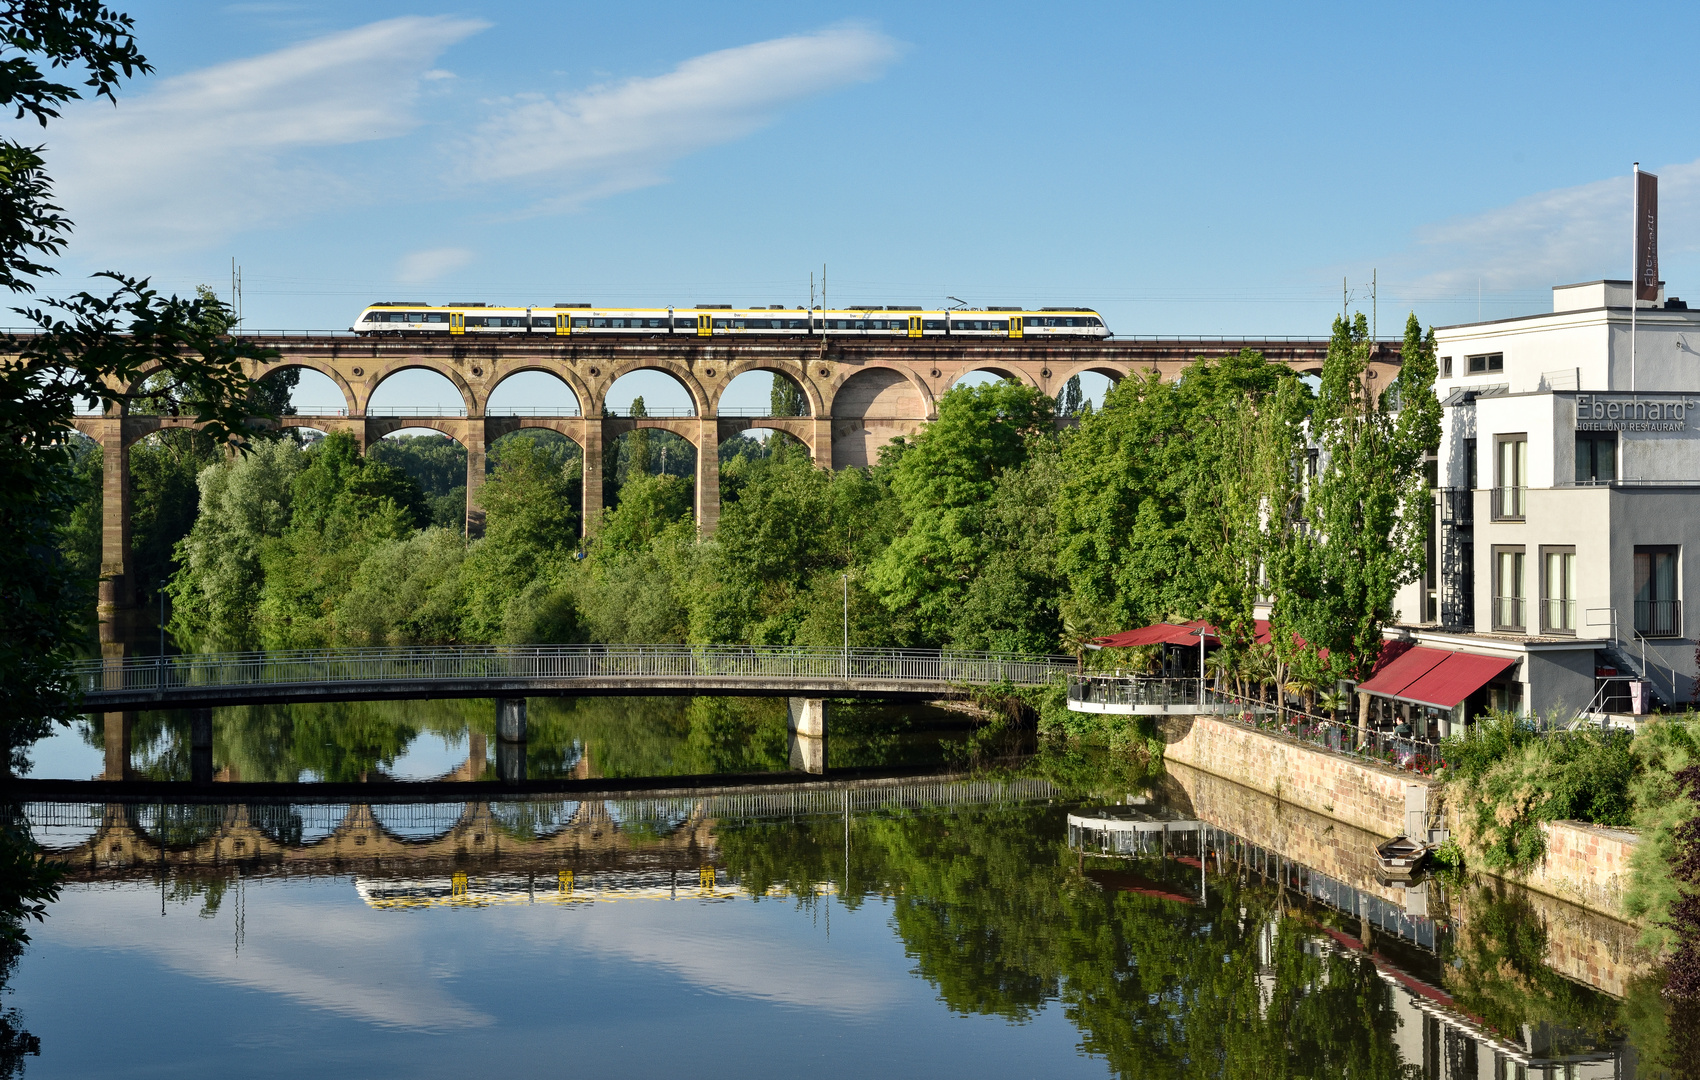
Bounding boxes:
1270 312 1440 692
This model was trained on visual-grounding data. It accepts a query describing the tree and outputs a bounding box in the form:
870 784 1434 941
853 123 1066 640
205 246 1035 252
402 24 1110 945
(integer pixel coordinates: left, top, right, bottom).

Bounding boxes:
0 5 273 764
1056 374 1085 418
770 373 807 417
868 381 1056 645
1270 313 1440 685
460 435 580 641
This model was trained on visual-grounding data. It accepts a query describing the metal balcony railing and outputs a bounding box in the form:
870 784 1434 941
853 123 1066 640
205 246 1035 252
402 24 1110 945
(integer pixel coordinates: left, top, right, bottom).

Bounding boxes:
1491 485 1526 520
70 644 1075 698
1066 676 1206 709
1493 595 1525 631
1543 598 1576 633
1634 599 1683 638
1438 487 1473 528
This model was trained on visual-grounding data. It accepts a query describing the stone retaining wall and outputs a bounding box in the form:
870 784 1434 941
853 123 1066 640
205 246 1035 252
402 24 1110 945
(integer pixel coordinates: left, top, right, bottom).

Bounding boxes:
1160 714 1642 923
1158 714 1435 838
1162 758 1653 997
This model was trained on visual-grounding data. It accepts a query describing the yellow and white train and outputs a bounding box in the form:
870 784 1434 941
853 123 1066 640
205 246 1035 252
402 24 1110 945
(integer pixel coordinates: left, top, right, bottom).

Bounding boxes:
352 303 1111 339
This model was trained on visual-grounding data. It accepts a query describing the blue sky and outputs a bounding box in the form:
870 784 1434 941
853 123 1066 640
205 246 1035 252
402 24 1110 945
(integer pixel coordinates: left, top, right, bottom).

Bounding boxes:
33 1 1700 410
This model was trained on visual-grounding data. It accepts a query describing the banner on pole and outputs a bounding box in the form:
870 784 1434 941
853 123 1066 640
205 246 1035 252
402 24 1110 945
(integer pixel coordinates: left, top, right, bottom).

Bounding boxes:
1637 170 1660 302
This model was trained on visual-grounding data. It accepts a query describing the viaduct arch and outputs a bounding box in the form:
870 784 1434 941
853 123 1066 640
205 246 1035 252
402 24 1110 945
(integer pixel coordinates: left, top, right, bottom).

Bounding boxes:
74 335 1401 614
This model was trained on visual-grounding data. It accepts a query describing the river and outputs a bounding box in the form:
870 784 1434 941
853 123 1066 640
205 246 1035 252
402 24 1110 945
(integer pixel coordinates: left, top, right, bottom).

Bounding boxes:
3 697 1686 1077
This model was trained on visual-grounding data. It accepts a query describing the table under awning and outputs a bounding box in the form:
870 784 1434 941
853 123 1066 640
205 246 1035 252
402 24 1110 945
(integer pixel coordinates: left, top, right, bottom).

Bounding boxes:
1357 645 1515 709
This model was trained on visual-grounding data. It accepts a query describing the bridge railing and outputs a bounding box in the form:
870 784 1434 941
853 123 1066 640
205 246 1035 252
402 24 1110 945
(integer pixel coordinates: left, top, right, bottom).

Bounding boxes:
69 644 1074 697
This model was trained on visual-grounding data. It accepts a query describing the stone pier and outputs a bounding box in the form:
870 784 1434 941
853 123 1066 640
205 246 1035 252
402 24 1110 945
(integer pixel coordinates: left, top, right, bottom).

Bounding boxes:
787 697 826 774
495 697 527 784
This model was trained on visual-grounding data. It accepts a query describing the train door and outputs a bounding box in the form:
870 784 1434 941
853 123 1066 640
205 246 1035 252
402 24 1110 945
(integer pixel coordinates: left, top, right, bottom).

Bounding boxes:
1008 316 1023 339
555 312 570 336
697 313 713 337
449 312 464 335
908 315 922 338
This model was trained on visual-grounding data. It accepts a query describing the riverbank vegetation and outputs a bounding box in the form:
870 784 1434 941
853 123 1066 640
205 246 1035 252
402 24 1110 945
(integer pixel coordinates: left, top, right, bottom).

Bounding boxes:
1438 712 1700 981
98 313 1439 713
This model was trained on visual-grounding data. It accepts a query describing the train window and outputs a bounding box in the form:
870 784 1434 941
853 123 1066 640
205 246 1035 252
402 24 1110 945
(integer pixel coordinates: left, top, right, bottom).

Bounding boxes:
530 317 551 327
713 319 730 329
425 313 447 323
572 318 590 328
464 317 485 327
1085 317 1102 326
591 318 609 328
923 320 947 331
674 318 695 329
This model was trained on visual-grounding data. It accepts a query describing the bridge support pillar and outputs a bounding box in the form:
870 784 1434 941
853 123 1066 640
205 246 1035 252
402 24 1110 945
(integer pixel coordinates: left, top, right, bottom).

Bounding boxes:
787 697 826 775
465 420 488 539
581 421 603 537
96 417 133 614
103 712 133 781
189 708 213 784
495 697 527 784
696 419 719 535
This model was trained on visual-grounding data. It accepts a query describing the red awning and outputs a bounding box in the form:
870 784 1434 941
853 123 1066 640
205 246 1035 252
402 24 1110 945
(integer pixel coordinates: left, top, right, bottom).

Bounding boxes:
1398 653 1515 709
1091 623 1216 648
1357 645 1450 699
1359 646 1514 709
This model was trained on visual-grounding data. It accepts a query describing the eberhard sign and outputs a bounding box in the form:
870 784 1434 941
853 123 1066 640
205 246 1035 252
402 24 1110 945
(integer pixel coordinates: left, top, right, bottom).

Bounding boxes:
1576 393 1696 432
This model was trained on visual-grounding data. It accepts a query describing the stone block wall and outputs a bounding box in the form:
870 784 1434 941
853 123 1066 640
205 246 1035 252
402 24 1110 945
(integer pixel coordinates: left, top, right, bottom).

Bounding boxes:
1163 714 1643 925
1159 715 1434 839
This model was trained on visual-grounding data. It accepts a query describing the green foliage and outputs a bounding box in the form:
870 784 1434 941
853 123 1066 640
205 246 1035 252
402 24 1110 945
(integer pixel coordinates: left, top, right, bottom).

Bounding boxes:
1055 350 1309 648
869 381 1056 644
128 429 221 604
169 438 303 647
461 434 580 642
1623 715 1700 952
367 433 467 530
55 433 101 592
1270 313 1440 682
1443 712 1638 871
769 373 807 417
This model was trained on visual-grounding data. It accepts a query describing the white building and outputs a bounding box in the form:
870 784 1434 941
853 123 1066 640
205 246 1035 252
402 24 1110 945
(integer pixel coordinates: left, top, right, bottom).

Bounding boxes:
1383 280 1699 726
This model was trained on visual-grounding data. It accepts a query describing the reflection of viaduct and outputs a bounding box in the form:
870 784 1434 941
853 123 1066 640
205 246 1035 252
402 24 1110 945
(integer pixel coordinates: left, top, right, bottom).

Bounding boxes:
43 799 717 880
74 335 1401 611
29 776 1060 882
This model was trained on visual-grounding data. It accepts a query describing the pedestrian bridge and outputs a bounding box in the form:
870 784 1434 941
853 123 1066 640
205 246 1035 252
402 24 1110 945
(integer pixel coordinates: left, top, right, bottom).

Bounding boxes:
72 644 1073 711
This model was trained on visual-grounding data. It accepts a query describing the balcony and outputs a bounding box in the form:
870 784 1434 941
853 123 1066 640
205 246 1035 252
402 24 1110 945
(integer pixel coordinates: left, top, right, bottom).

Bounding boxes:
1438 487 1473 528
1634 599 1683 638
1493 595 1526 632
1491 486 1526 521
1542 598 1576 634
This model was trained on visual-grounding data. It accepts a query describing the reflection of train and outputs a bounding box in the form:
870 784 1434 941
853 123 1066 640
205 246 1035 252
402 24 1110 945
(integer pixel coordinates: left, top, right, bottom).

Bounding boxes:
353 303 1111 339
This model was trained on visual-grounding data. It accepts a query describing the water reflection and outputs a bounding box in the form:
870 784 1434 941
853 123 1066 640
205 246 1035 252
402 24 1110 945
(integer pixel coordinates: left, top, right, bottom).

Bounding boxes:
5 762 1688 1077
28 696 974 783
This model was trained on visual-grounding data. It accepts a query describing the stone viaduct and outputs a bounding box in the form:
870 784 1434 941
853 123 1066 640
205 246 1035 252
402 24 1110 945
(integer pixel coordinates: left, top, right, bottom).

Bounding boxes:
73 334 1401 613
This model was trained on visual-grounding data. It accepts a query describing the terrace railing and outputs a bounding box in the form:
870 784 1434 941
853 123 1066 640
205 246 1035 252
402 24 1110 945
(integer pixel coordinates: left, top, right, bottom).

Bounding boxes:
1067 675 1445 774
71 644 1075 700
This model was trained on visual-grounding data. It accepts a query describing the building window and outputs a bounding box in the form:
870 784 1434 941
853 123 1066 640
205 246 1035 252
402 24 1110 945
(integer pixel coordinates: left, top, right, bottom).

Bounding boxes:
1467 353 1504 373
1442 356 1453 377
1634 546 1680 637
1541 546 1576 633
1464 438 1478 490
1494 434 1527 519
1575 432 1616 484
1494 545 1526 631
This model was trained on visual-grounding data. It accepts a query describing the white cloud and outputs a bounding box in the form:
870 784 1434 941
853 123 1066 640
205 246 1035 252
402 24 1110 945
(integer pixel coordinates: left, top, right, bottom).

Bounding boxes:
397 246 475 283
1396 160 1700 294
463 24 902 209
42 19 899 256
49 15 487 255
48 885 493 1030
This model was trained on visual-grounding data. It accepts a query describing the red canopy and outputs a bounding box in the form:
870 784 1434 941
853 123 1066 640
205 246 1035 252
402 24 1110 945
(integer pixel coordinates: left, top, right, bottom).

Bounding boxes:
1358 645 1514 709
1091 622 1216 648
